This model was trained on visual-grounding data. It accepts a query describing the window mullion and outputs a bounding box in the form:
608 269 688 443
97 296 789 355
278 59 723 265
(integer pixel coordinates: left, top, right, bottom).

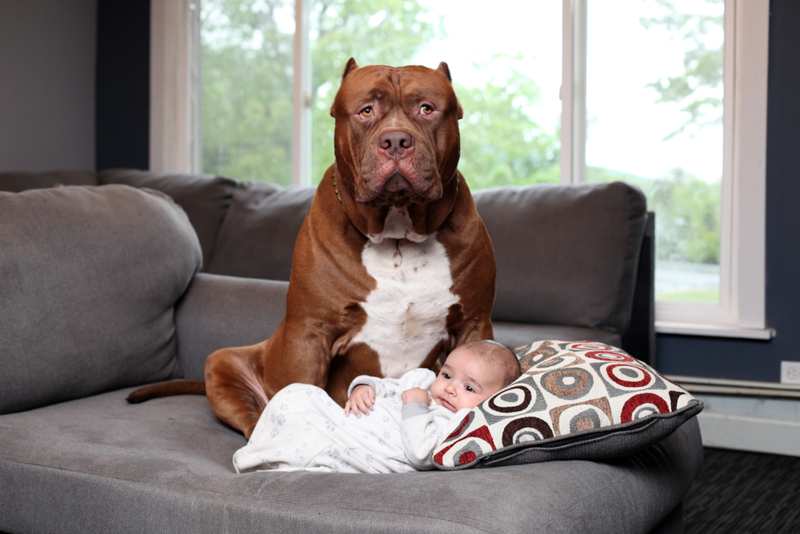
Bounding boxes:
292 0 312 187
718 0 737 315
560 0 587 185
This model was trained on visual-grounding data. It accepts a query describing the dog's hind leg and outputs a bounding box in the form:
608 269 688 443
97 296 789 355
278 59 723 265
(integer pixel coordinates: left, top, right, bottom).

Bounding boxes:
205 344 271 439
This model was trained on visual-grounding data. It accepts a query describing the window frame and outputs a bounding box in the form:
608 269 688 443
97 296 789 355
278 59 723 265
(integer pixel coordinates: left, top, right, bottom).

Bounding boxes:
152 0 771 339
560 0 771 339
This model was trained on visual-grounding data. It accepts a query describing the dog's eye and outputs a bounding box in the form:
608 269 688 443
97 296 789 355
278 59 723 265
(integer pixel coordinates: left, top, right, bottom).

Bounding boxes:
421 104 434 116
360 107 374 118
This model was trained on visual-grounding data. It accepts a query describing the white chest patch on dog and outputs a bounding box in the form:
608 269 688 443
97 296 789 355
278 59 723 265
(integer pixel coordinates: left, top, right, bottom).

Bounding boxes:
352 233 459 378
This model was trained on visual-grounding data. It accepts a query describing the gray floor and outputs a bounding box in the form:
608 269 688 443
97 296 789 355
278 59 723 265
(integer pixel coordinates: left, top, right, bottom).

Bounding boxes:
684 448 800 533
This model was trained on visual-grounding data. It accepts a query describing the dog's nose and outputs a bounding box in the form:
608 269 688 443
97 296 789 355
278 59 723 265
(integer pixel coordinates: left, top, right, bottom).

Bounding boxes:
378 130 414 159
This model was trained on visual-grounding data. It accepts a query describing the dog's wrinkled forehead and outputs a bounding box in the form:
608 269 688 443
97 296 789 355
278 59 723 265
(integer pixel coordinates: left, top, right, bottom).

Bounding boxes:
330 60 461 118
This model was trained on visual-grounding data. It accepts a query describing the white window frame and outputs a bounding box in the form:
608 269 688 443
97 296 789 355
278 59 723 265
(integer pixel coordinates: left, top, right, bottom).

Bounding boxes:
152 0 771 339
561 0 771 340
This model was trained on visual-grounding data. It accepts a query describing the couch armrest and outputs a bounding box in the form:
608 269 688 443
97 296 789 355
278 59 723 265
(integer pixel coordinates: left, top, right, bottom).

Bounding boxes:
621 211 656 366
173 273 288 381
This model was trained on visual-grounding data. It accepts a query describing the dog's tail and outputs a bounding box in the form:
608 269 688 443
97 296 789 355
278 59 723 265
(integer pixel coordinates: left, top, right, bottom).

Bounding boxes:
126 380 206 403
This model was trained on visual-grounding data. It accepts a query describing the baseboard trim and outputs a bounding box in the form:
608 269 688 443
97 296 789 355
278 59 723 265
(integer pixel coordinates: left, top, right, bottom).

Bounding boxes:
670 375 800 398
693 393 800 457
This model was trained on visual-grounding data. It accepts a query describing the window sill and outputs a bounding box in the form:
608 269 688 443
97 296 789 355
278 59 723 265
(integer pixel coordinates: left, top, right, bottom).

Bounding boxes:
655 321 776 340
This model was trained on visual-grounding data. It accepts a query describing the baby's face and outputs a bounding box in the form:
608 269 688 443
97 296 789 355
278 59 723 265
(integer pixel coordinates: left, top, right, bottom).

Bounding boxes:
430 347 506 413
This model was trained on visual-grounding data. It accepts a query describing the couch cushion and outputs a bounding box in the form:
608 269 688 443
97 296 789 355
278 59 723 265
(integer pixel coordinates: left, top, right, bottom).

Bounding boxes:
473 182 647 334
0 387 703 533
433 340 702 470
98 169 237 269
0 185 202 414
206 182 316 281
0 170 99 192
492 321 622 353
174 274 289 381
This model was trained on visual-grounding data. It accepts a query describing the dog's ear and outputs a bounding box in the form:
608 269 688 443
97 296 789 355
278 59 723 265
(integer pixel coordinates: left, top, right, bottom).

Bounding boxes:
342 58 359 81
331 58 360 117
436 62 462 119
437 62 453 82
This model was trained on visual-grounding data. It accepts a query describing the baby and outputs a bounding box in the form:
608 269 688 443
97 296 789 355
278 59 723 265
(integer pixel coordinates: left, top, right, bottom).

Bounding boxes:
233 340 520 474
346 339 521 417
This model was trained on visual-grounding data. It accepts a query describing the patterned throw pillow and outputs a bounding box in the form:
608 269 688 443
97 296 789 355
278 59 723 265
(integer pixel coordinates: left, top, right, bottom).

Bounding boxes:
433 340 703 470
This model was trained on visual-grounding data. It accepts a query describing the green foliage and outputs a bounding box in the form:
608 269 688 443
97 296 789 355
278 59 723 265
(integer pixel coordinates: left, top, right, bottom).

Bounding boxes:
656 288 719 302
199 0 721 274
200 0 558 188
200 0 441 185
631 0 724 268
201 0 295 185
648 168 720 265
308 0 442 183
455 55 559 190
589 167 721 265
641 0 724 139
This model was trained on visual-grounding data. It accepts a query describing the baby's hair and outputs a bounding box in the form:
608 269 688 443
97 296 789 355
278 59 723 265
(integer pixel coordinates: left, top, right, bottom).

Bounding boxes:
457 340 521 387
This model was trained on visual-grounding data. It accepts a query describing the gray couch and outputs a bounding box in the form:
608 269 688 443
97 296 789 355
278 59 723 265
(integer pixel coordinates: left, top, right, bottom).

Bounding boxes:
0 169 656 364
0 171 700 533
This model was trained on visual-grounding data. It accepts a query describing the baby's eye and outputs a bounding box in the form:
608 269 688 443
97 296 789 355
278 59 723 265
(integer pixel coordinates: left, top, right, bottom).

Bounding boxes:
465 385 475 393
443 373 451 380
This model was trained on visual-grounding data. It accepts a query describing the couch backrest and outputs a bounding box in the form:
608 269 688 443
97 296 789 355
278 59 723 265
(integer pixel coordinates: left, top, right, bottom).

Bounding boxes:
0 170 98 191
99 169 237 269
205 181 316 281
202 179 647 337
0 171 649 340
473 182 648 334
0 185 202 414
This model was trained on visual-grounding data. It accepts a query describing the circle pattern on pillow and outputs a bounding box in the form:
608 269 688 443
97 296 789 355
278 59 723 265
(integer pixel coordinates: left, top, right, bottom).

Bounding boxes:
433 340 698 469
541 368 594 400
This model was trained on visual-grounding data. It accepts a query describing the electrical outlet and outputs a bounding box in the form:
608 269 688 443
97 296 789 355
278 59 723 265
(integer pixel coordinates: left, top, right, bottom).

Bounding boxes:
780 361 800 385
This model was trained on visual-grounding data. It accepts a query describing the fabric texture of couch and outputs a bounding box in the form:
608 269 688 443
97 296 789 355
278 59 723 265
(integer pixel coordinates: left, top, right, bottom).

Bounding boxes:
0 172 696 534
1 168 656 364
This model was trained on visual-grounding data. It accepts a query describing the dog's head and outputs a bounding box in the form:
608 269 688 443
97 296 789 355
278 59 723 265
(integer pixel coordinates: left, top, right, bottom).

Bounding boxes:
329 59 464 241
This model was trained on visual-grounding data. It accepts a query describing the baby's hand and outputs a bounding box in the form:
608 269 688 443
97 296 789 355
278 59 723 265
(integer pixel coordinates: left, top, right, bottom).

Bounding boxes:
345 385 375 417
401 387 430 405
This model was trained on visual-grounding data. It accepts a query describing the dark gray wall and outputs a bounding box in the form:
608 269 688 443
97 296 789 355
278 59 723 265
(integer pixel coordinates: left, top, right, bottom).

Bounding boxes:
92 0 800 383
0 0 97 171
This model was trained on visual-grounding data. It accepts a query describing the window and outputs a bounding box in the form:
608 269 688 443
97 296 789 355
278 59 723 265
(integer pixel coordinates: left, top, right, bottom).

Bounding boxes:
193 0 563 188
151 0 769 338
584 1 726 305
562 0 769 339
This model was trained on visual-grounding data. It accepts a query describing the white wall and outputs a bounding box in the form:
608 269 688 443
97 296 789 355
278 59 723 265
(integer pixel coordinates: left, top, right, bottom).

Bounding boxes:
0 0 97 171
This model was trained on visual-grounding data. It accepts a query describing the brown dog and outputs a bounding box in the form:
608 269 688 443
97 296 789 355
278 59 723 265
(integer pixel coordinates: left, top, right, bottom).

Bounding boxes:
129 59 496 439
